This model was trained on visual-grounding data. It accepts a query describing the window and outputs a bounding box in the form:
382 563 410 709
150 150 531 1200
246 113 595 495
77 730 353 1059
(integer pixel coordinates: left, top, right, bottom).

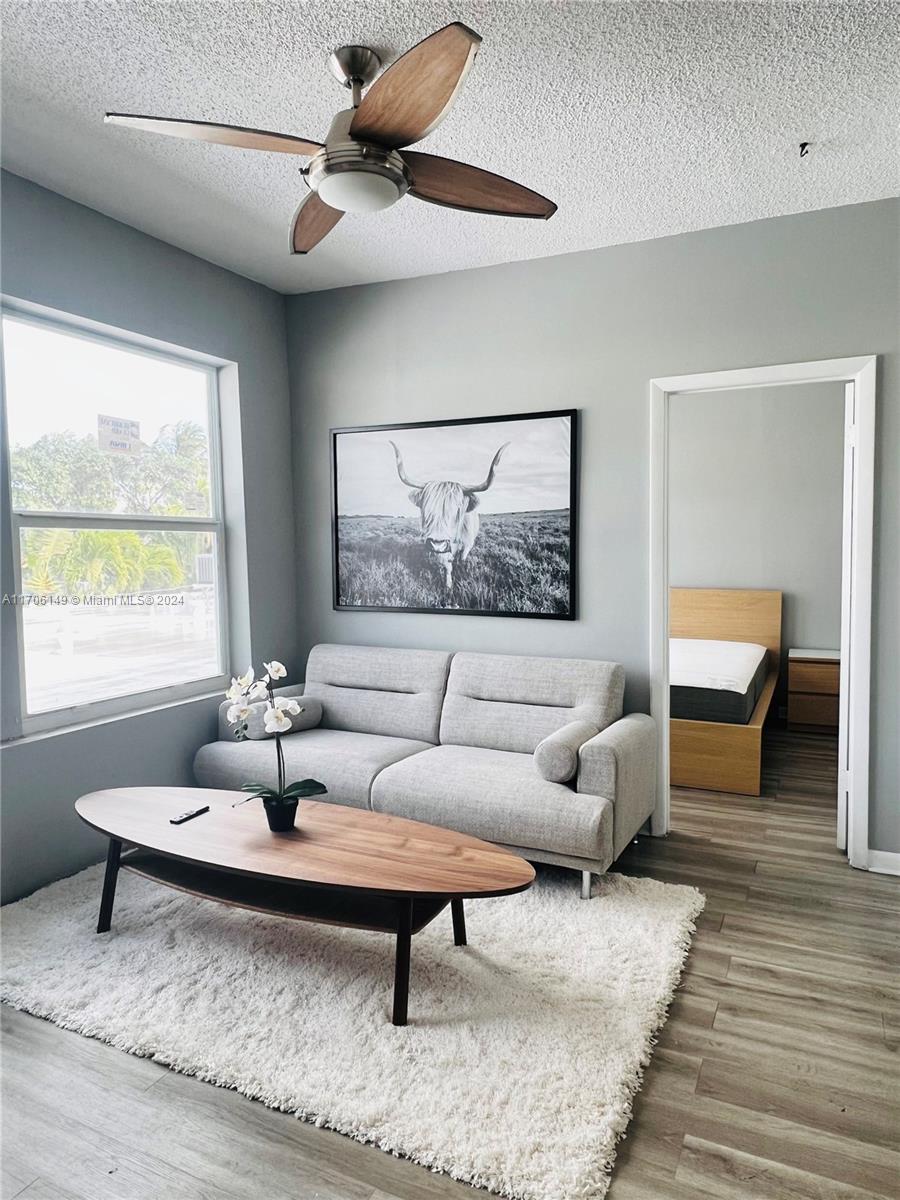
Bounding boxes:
2 308 228 732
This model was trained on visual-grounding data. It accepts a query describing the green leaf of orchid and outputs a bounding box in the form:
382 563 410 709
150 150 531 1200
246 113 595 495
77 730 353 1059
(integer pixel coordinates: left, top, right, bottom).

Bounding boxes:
282 778 328 798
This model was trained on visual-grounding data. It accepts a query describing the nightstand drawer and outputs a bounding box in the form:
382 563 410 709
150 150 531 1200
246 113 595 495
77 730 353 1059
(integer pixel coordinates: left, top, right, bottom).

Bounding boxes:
789 661 840 695
789 693 839 728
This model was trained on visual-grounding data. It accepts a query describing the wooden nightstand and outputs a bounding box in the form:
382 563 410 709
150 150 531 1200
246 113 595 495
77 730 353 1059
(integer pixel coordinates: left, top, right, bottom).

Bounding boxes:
788 648 840 733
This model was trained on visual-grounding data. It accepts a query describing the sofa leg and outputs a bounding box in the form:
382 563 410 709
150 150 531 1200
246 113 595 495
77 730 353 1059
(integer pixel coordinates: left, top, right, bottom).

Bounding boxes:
581 871 592 900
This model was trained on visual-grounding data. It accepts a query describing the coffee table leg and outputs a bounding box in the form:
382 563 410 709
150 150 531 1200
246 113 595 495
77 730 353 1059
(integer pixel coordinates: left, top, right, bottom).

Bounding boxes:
392 899 413 1026
451 898 467 946
97 838 122 933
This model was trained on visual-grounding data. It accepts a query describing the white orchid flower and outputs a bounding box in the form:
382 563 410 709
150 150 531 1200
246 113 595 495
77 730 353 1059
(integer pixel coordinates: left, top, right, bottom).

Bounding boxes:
263 706 293 735
247 678 269 701
274 697 302 716
226 704 251 724
265 660 287 680
225 666 255 701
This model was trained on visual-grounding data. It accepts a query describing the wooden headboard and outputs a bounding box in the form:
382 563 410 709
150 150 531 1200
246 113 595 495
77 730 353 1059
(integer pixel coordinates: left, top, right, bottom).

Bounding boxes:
670 588 783 664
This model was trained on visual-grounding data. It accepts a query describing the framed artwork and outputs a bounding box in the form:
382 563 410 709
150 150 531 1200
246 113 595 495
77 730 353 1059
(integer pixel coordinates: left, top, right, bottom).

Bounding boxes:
331 409 577 618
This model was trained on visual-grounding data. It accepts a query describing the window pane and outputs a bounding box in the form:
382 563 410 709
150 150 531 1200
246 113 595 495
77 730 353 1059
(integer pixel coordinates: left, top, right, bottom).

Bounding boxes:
18 528 221 714
3 316 213 516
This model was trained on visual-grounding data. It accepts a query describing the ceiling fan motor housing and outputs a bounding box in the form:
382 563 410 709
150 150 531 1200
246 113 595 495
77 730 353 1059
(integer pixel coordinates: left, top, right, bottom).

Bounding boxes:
306 109 411 213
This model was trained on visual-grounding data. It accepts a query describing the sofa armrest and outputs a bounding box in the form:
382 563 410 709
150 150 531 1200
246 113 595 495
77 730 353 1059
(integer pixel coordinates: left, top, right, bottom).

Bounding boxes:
577 714 657 859
534 719 599 782
216 682 306 741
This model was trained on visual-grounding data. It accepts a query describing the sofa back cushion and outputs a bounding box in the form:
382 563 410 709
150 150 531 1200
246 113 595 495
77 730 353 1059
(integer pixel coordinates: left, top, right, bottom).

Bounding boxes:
304 644 452 744
440 652 624 754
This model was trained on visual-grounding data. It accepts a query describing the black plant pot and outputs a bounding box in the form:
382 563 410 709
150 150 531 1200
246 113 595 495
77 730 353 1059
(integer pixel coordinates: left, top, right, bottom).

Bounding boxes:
263 797 298 833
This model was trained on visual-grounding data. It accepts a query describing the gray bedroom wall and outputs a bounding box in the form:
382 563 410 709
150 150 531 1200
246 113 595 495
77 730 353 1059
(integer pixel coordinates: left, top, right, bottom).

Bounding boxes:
669 383 845 685
285 198 899 854
0 171 294 902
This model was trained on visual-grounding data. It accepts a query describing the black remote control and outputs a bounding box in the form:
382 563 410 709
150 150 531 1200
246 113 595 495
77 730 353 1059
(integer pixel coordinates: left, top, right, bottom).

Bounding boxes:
169 805 210 825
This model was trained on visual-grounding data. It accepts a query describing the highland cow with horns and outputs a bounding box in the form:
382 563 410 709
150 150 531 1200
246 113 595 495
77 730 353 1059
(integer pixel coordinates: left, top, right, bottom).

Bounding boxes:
389 439 510 594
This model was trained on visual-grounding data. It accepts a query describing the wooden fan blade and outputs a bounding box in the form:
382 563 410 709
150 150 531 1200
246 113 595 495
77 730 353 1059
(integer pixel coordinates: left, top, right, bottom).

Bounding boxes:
404 152 557 219
349 23 481 149
105 114 322 156
290 191 343 254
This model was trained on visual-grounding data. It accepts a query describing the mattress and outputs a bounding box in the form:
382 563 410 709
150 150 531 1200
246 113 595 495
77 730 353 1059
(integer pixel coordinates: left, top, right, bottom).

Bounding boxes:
670 638 769 725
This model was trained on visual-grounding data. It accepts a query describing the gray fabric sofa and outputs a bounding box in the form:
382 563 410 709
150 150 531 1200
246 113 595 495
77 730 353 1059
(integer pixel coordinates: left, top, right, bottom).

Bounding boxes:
193 644 657 894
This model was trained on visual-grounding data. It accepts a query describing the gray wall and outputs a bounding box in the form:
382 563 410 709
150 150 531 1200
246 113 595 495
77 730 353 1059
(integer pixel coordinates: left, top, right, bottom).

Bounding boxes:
0 698 221 904
669 383 845 684
286 199 899 854
0 172 293 902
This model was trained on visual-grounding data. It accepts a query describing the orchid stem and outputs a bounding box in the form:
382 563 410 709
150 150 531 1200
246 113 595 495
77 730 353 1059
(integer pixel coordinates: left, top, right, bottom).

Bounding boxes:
269 682 285 799
276 733 285 798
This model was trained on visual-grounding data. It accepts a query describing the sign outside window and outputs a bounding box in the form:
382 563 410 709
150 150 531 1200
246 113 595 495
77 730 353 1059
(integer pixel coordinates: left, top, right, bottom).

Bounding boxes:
97 413 141 453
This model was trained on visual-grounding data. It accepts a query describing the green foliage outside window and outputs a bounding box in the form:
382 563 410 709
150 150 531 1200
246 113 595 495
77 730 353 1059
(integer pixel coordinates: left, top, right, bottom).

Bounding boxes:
11 421 210 595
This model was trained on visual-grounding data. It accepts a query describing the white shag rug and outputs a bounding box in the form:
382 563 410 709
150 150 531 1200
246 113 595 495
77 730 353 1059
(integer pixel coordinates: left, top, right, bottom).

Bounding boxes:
1 864 703 1200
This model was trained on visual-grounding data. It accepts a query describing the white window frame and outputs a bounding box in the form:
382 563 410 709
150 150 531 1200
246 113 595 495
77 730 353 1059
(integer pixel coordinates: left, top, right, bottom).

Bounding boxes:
1 301 231 736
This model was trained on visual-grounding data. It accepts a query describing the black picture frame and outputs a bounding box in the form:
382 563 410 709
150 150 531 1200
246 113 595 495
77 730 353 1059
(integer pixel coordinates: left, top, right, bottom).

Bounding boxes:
330 408 578 619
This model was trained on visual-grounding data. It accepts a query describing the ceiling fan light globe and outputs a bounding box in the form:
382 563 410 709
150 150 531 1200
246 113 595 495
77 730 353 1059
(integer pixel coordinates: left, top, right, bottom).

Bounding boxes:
317 170 402 213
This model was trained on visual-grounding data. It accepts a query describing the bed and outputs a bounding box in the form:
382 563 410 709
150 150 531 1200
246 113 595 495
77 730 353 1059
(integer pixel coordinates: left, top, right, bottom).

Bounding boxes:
670 637 770 725
669 588 782 796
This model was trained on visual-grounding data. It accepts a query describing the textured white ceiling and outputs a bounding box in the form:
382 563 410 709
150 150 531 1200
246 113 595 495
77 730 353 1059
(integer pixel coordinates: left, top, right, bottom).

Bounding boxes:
2 1 898 294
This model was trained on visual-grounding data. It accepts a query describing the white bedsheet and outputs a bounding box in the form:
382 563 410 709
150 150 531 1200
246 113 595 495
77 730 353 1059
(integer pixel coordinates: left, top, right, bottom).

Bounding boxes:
669 638 767 693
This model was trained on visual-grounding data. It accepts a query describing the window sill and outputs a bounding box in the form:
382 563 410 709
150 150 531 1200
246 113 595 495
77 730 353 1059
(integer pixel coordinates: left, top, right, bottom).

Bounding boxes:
1 690 223 748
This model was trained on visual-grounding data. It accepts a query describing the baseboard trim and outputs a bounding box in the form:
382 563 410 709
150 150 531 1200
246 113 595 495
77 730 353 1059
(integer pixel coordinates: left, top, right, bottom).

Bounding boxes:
867 850 900 876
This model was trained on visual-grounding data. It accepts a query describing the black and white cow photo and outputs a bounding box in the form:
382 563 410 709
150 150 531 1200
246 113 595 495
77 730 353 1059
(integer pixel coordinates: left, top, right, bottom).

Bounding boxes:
332 411 576 617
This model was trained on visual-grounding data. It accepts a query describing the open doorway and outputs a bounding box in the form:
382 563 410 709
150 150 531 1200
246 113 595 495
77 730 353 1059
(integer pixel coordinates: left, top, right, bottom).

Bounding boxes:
667 383 843 841
649 357 876 870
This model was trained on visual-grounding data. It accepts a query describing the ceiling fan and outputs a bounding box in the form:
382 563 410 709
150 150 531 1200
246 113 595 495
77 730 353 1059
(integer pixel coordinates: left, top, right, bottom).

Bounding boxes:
105 22 557 256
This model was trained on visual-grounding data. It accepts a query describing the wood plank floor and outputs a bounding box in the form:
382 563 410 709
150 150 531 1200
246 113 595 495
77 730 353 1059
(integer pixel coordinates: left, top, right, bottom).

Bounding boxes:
3 728 898 1200
610 727 900 1200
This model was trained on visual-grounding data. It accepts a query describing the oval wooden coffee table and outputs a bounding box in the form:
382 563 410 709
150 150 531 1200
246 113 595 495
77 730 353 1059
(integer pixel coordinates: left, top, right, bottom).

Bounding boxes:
75 787 535 1025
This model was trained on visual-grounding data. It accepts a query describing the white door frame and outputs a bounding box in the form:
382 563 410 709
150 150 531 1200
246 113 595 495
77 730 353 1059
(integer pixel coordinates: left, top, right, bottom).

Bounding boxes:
649 356 876 870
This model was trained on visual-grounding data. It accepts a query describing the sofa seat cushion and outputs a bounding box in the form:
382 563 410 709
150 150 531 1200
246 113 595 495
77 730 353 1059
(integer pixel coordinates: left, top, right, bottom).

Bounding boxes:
370 744 613 866
194 728 431 810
